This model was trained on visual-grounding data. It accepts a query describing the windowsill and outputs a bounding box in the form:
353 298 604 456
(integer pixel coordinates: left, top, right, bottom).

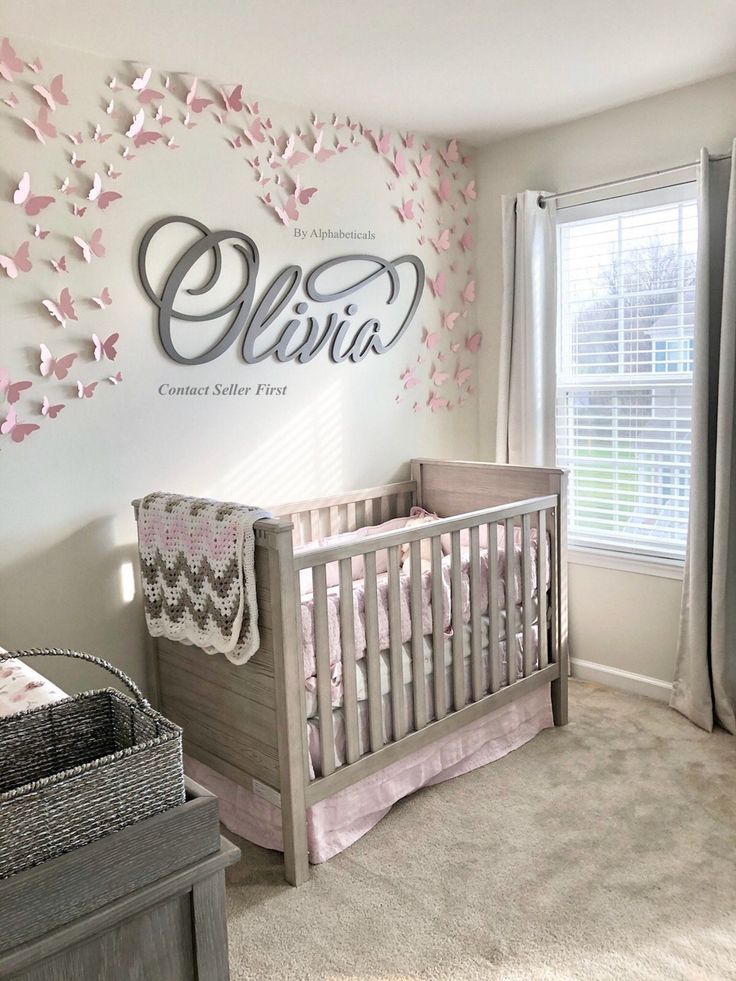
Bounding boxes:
568 545 685 580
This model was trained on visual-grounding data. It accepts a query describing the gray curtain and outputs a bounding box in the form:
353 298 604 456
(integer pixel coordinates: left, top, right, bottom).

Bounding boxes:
671 144 736 733
496 190 558 466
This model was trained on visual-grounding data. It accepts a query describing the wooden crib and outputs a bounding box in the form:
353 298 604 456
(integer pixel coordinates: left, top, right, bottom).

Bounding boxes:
137 459 568 885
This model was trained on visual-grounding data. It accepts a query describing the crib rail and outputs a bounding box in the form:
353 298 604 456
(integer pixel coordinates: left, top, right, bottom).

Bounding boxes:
271 480 416 546
295 493 561 801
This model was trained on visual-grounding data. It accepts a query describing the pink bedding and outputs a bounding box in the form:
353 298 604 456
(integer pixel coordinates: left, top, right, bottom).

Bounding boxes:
299 527 548 682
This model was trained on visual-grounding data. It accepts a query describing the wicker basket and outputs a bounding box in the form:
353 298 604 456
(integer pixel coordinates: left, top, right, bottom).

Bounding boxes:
0 648 185 879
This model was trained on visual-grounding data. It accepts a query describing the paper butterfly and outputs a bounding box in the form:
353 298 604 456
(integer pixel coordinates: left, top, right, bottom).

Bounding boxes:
0 242 32 279
220 84 244 112
87 173 122 210
397 199 415 222
77 380 98 399
0 369 32 404
0 37 24 82
415 154 432 178
42 288 77 327
422 329 440 350
439 139 459 167
1 407 39 443
108 371 123 385
443 311 460 331
460 180 477 202
131 67 163 103
22 106 57 144
400 367 420 390
466 332 482 354
91 287 112 309
462 280 476 303
32 74 68 111
431 229 451 253
50 256 67 273
437 176 451 202
186 77 213 114
459 230 473 252
41 396 64 419
73 229 105 263
40 344 77 379
427 272 446 299
13 172 55 216
92 332 118 361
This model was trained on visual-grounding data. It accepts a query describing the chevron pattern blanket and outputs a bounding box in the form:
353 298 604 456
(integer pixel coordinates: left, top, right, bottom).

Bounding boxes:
135 493 271 665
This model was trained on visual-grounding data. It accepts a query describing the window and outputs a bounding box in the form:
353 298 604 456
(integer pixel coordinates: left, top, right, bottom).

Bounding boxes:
556 184 698 561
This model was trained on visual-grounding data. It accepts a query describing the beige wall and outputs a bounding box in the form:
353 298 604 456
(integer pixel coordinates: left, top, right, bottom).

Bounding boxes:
476 71 736 687
0 35 479 694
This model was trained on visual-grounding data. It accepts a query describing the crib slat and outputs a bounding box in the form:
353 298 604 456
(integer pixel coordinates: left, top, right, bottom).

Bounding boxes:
469 525 482 702
294 570 312 776
505 518 517 686
430 536 446 720
409 539 427 731
310 510 321 542
549 507 559 667
521 513 534 678
338 503 348 534
339 557 360 764
538 510 549 669
313 564 335 777
356 500 366 529
387 545 405 741
488 523 501 693
364 550 383 752
450 530 464 712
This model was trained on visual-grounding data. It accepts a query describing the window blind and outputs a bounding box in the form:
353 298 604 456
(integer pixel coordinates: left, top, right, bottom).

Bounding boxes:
556 189 697 559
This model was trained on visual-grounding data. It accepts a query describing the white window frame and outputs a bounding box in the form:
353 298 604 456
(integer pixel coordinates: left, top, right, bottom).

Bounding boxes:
555 177 698 575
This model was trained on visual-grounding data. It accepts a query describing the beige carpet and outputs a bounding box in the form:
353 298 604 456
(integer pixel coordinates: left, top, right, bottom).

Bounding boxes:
224 680 736 980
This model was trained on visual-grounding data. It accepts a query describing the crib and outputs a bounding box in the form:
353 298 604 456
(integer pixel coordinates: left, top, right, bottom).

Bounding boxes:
135 459 568 885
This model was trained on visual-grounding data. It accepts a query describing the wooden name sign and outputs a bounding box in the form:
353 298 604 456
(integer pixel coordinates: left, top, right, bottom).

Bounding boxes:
138 216 425 365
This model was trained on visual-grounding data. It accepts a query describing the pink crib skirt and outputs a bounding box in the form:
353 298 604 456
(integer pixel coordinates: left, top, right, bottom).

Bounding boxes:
185 685 553 864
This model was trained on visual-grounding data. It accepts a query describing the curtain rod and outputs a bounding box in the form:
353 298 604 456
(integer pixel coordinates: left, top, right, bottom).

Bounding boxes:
537 151 731 208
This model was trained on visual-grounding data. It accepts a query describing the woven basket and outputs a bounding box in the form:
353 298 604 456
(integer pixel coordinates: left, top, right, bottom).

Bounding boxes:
0 648 185 879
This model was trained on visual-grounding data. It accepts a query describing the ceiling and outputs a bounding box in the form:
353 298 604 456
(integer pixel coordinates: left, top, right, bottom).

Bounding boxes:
3 0 736 145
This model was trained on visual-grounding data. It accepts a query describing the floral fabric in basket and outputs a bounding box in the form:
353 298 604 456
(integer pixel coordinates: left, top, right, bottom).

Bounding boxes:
0 648 66 716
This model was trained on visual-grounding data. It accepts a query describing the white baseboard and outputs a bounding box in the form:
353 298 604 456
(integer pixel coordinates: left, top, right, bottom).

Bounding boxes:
571 657 673 703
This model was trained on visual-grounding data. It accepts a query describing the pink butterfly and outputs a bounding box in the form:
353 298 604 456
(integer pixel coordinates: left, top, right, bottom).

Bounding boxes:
415 154 432 177
450 342 460 353
42 288 77 327
220 84 244 112
245 100 260 115
72 204 87 218
125 109 145 138
274 194 299 226
402 132 415 149
456 367 473 388
186 77 213 114
242 117 266 144
23 106 57 143
41 396 64 419
460 179 477 202
444 311 460 331
396 199 414 222
374 132 391 155
87 173 122 210
33 224 50 240
312 130 335 162
439 139 459 167
182 112 196 130
0 369 32 404
400 367 420 390
466 332 482 354
293 176 317 206
26 57 42 72
422 328 440 350
1 407 39 443
77 380 98 399
33 74 68 111
2 92 18 109
0 38 24 82
107 165 121 180
427 391 450 413
0 242 32 279
427 272 446 299
71 152 86 169
431 229 451 253
154 104 172 125
281 133 309 166
437 176 451 202
92 124 112 144
73 229 105 263
13 172 55 216
67 131 83 145
92 332 119 361
462 279 476 303
459 230 474 252
393 150 408 177
50 256 67 273
132 67 163 104
91 287 112 309
108 371 123 385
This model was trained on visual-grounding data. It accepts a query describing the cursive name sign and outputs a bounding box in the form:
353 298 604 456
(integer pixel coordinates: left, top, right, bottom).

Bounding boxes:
138 216 425 366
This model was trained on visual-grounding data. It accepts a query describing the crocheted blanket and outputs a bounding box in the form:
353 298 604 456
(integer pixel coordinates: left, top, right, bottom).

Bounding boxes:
135 493 271 665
